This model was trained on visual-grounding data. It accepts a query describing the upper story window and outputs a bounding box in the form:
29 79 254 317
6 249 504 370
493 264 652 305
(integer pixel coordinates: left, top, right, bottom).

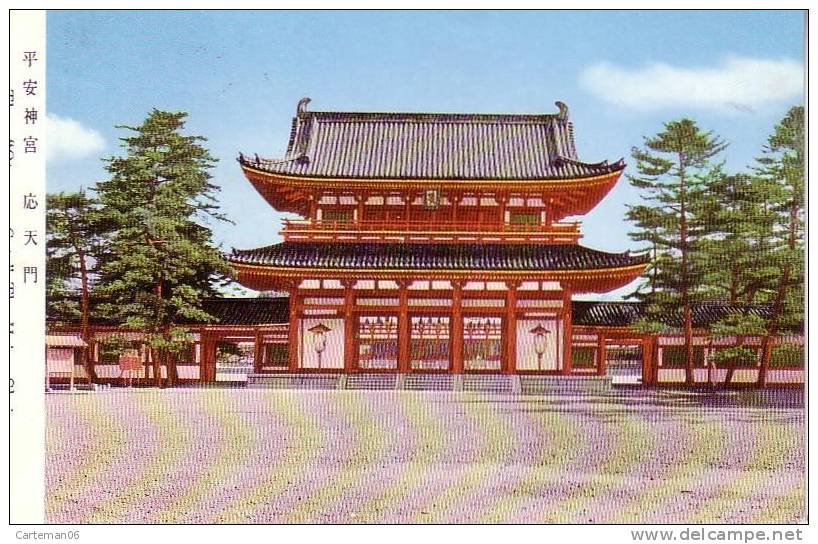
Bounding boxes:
322 209 353 222
509 211 540 226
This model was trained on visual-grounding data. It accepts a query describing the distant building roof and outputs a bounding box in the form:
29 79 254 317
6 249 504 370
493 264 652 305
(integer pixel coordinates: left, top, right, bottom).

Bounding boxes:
239 97 625 181
230 241 647 271
198 297 289 326
46 334 87 347
572 300 791 331
48 297 799 332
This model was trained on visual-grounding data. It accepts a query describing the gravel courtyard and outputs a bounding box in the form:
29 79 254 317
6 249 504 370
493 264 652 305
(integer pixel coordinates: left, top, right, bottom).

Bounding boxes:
46 388 805 524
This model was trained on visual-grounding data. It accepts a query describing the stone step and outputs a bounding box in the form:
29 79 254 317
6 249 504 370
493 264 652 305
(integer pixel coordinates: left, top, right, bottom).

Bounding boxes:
520 375 612 395
462 374 517 393
403 374 455 391
246 373 342 390
346 373 399 390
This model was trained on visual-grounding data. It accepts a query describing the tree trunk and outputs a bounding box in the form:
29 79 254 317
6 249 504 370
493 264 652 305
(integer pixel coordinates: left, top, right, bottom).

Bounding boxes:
163 325 178 387
722 334 745 388
758 266 790 388
76 246 98 382
151 346 163 388
758 203 798 388
678 154 694 386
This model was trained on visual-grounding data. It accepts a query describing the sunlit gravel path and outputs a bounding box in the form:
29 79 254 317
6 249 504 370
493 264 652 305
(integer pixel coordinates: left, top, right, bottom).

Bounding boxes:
45 388 805 524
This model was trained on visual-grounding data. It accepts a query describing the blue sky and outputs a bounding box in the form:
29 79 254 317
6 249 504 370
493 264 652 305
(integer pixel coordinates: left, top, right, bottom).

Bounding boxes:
45 10 805 298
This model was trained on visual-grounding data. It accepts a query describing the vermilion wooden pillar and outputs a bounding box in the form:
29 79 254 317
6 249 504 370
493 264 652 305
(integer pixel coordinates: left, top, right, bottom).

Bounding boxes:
397 279 410 373
342 279 356 372
288 286 299 372
308 193 318 222
355 193 365 225
200 333 217 382
642 336 655 385
451 280 464 373
253 327 264 373
504 281 519 374
403 192 412 225
562 285 573 375
596 332 607 376
497 193 508 227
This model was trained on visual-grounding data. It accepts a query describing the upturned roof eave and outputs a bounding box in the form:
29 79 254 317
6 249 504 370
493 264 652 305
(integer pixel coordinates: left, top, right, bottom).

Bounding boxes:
237 155 626 185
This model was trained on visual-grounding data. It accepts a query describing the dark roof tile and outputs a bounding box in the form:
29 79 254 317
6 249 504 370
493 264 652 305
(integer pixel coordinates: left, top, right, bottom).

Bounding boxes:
239 98 624 180
229 242 647 271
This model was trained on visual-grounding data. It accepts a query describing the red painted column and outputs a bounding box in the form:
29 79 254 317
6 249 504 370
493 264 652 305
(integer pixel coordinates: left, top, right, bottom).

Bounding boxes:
562 285 573 375
309 193 318 222
288 286 299 372
498 193 508 230
403 192 412 226
397 279 410 373
342 279 356 372
642 336 655 385
200 332 217 382
451 280 464 373
356 193 365 225
596 332 607 376
504 280 519 374
253 327 264 374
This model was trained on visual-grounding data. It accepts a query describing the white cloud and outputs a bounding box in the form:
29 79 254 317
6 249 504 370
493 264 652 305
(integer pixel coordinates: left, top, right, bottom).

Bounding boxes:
46 114 106 162
580 56 803 113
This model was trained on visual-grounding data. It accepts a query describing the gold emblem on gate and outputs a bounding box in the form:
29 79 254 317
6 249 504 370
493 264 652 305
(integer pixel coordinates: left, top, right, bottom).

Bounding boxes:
423 188 441 210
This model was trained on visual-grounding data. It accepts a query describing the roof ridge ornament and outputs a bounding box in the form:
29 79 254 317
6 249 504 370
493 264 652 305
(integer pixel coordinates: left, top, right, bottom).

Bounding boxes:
555 101 569 121
297 96 312 116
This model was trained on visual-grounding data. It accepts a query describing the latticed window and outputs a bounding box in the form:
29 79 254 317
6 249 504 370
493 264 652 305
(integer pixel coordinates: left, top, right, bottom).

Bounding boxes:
509 212 540 226
322 209 353 222
264 343 288 368
410 316 450 370
463 316 502 371
357 315 398 369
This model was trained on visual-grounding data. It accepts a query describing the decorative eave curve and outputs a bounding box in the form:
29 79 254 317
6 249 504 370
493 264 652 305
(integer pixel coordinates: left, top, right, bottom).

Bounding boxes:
230 260 646 294
237 157 626 220
227 242 648 294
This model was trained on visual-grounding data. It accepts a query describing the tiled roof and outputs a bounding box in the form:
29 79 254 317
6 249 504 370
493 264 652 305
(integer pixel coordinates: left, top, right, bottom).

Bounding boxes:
46 334 87 347
239 98 624 180
47 297 800 330
229 242 647 271
572 301 643 328
572 301 782 330
199 298 289 325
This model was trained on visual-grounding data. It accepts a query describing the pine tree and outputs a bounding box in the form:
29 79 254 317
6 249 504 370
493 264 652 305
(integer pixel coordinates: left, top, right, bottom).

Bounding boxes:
753 106 805 387
626 119 728 385
697 168 780 386
46 190 106 381
95 110 233 387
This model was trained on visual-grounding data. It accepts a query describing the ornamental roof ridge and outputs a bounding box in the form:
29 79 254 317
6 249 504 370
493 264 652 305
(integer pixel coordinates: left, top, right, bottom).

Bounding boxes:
293 96 572 124
237 97 627 184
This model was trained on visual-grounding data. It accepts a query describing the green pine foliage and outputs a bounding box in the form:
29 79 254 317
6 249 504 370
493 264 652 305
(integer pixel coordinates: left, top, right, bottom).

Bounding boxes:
94 109 234 386
626 119 728 384
46 190 107 380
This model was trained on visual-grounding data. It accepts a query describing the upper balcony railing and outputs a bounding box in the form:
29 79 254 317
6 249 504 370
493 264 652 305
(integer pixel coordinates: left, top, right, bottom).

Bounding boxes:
282 219 582 244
